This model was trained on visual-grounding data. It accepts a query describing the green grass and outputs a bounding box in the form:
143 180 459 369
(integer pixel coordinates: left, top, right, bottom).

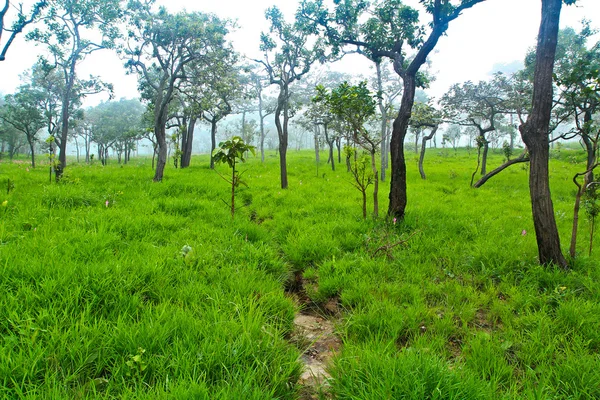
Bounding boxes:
0 147 598 399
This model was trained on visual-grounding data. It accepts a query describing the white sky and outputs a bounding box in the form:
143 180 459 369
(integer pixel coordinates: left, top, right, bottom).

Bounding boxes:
1 0 599 104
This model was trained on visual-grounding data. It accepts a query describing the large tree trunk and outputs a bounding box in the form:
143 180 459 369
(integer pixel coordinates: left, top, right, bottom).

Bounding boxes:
153 97 169 182
181 117 196 168
519 0 567 268
154 123 167 182
481 137 489 176
388 76 416 219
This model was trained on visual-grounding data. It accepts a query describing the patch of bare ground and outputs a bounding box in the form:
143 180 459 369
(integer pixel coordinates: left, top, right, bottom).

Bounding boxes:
286 272 342 399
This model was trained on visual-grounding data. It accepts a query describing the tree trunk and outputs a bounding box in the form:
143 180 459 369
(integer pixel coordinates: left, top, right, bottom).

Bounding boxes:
518 0 567 268
314 126 320 164
481 138 489 176
181 117 196 168
154 123 167 182
376 60 388 182
275 83 289 189
473 151 529 188
210 119 217 169
418 126 438 180
259 92 266 163
26 136 36 168
56 62 76 181
388 75 415 219
371 149 379 218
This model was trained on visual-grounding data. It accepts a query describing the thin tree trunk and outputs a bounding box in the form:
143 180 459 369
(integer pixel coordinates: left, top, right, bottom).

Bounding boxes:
371 149 379 217
418 126 438 180
27 137 36 168
376 60 388 182
210 120 217 170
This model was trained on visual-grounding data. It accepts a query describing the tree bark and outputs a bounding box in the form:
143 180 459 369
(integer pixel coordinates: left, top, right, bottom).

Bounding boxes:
518 0 567 268
418 126 438 180
28 137 36 168
210 119 217 169
481 137 489 176
154 123 167 181
388 75 415 219
473 151 529 188
181 117 196 168
56 62 76 181
371 149 379 217
376 60 388 182
275 83 289 189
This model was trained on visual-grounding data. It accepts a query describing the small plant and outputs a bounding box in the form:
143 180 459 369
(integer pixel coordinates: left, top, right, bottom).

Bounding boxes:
345 146 373 219
502 140 512 162
45 136 58 183
213 136 256 219
125 347 148 378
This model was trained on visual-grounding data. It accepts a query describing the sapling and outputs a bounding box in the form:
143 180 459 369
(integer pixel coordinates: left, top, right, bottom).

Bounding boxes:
213 136 256 218
345 146 373 219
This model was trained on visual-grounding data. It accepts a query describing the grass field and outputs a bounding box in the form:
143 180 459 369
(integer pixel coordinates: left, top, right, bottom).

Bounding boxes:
0 147 598 399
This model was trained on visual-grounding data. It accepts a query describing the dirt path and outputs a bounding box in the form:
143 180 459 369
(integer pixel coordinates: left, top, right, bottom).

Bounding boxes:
287 273 342 399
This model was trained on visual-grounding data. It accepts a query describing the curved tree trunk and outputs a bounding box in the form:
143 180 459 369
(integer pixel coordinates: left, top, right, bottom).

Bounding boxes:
473 151 529 188
418 126 438 180
519 0 567 268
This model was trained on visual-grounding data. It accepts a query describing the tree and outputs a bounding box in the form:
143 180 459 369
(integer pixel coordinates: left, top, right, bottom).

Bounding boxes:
257 6 325 189
87 98 144 165
0 0 46 61
300 0 487 219
245 64 276 163
518 0 572 268
552 25 600 186
372 61 403 182
0 95 27 160
315 81 380 217
440 73 511 177
410 101 441 180
213 136 256 219
198 60 243 169
27 0 122 179
0 87 45 167
125 1 231 181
